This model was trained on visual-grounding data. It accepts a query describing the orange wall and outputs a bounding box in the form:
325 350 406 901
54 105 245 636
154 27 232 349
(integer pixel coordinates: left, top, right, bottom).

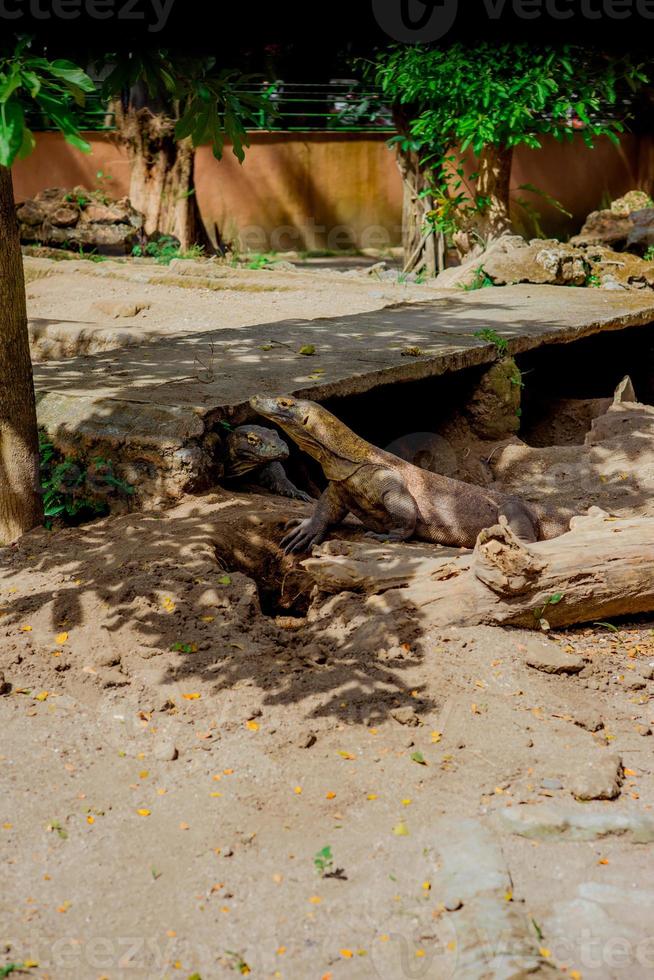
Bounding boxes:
11 130 654 250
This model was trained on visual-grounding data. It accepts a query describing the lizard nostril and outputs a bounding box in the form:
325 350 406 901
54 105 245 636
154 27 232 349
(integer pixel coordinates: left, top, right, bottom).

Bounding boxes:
302 415 309 425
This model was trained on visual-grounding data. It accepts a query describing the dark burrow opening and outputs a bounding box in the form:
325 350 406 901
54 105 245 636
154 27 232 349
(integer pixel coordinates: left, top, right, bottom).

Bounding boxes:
213 320 654 614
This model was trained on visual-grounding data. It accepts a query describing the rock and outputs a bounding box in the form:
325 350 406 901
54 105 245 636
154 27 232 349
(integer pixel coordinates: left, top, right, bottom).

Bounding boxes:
0 671 9 695
496 802 654 842
573 710 604 733
585 245 654 289
610 190 652 216
465 358 521 440
636 723 652 736
540 778 563 791
482 237 587 286
569 752 622 801
625 207 654 252
297 731 317 748
433 234 523 289
444 896 463 911
16 200 46 226
571 208 634 249
571 191 654 250
524 642 585 675
391 705 420 727
98 668 130 689
153 740 178 761
623 674 647 691
92 300 150 319
50 205 79 228
16 187 144 255
92 650 121 669
600 273 627 290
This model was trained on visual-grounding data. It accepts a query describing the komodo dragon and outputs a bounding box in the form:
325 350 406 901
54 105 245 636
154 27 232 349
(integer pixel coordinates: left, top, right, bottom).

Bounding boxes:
250 394 571 553
220 424 312 502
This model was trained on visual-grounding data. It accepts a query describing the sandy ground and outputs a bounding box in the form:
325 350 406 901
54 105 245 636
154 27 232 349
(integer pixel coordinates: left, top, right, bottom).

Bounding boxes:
2 490 654 980
24 256 431 361
3 256 654 980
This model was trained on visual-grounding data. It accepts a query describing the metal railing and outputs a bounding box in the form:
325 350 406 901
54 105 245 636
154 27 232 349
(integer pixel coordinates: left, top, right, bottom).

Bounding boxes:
25 81 396 134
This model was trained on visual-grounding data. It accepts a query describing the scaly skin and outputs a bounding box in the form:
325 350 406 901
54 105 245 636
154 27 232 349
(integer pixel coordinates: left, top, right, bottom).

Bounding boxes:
223 425 312 502
249 395 571 553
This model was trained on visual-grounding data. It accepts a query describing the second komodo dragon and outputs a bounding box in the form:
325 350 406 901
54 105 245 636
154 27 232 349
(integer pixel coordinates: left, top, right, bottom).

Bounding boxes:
250 394 571 553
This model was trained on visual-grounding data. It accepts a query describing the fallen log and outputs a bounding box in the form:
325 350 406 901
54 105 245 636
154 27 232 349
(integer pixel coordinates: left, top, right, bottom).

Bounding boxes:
302 509 654 629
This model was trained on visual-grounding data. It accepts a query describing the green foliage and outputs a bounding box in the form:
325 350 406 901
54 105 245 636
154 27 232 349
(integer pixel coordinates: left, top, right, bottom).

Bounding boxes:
314 845 334 877
100 51 269 162
644 245 654 262
474 328 508 356
0 37 95 166
371 44 647 238
461 267 494 292
585 273 601 288
247 253 274 269
131 234 205 265
39 431 133 527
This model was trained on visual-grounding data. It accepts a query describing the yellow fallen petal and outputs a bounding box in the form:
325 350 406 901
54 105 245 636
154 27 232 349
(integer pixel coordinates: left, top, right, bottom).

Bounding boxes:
55 632 68 645
326 791 336 800
182 693 201 700
367 793 378 801
340 949 353 959
20 625 32 632
245 720 259 731
539 947 551 958
431 730 442 743
86 815 95 824
137 809 151 817
294 786 302 795
210 791 222 798
34 691 49 702
393 821 409 836
201 615 215 623
309 895 322 904
338 751 355 760
139 770 149 779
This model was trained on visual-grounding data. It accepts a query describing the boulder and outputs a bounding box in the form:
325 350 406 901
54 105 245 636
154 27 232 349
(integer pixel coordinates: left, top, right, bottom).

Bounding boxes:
16 186 144 255
585 246 654 289
610 190 652 216
571 191 654 252
482 238 587 286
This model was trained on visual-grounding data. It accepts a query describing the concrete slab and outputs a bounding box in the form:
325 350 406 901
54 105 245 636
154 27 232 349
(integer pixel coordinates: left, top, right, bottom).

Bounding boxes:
33 284 654 503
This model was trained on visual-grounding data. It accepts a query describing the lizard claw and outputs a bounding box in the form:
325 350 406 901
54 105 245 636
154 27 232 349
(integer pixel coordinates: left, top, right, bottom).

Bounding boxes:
365 531 392 542
281 518 324 554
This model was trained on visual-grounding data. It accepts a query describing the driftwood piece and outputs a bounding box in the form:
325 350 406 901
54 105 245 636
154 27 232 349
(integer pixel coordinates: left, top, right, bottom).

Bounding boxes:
302 509 654 629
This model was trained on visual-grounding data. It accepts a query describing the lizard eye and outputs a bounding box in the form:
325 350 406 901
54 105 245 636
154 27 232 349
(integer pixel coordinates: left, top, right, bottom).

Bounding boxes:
247 434 258 445
278 398 293 408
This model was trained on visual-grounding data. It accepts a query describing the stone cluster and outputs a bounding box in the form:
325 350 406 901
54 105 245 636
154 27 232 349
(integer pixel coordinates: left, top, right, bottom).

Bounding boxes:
16 186 144 254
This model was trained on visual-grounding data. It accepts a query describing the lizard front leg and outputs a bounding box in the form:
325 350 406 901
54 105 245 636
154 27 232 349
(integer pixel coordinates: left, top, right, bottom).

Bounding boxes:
281 482 348 554
362 469 418 543
257 461 313 502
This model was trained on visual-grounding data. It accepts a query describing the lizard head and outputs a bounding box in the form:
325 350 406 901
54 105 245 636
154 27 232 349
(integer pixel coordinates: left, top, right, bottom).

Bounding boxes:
225 424 289 475
249 394 369 479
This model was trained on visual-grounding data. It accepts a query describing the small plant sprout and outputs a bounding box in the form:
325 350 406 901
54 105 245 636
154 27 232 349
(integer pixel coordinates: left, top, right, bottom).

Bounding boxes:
534 592 564 631
314 845 334 877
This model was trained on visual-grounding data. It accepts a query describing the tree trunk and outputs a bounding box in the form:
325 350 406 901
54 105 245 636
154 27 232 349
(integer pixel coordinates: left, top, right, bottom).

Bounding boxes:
114 104 214 253
302 510 654 631
0 166 43 544
454 144 514 258
392 106 442 276
476 143 513 239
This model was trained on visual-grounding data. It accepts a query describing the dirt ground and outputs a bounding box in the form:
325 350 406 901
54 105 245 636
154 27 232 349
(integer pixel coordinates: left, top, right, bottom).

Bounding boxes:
3 488 654 980
3 258 654 980
24 255 428 361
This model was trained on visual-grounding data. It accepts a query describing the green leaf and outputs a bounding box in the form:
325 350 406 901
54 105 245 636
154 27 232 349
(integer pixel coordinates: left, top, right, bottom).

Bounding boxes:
47 60 95 93
410 751 427 766
0 99 25 166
